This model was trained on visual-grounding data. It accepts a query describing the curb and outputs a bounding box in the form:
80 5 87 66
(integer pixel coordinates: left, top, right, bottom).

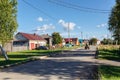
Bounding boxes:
0 56 48 69
0 58 38 69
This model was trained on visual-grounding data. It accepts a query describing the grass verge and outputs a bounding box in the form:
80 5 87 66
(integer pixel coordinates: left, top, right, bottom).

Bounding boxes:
98 45 120 80
99 65 120 80
0 50 61 67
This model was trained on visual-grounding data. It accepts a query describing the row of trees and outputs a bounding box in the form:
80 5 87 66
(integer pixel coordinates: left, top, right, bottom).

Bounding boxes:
89 38 118 45
52 33 119 46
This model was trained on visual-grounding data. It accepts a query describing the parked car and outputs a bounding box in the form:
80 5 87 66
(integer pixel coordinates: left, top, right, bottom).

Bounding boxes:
35 46 48 50
65 43 72 47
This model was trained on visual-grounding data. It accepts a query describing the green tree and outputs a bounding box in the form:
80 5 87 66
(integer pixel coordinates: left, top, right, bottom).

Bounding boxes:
108 0 120 44
52 32 62 45
101 38 113 45
89 38 97 45
0 0 18 47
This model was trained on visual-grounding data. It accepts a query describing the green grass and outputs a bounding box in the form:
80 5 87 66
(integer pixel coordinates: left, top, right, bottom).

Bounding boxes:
0 50 61 66
0 46 80 67
98 49 120 61
99 65 120 80
98 45 120 80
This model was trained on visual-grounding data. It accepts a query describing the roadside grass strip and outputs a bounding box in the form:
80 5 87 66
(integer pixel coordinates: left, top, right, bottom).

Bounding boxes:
99 65 120 80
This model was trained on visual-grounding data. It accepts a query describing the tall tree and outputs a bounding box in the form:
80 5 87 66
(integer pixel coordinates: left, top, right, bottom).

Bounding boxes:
52 32 62 45
89 38 97 45
0 0 18 47
0 0 17 60
108 0 120 44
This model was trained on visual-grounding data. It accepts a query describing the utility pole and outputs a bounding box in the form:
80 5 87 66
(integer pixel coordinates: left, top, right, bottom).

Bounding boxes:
81 32 83 39
68 23 70 44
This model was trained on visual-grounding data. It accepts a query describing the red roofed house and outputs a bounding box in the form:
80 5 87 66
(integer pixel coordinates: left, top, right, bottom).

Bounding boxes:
13 32 47 51
64 38 79 46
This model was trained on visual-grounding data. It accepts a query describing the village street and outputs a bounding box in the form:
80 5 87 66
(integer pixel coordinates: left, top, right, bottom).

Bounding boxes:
0 47 98 80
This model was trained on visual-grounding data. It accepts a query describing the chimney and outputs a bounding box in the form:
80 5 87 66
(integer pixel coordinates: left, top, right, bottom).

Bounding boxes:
33 33 36 36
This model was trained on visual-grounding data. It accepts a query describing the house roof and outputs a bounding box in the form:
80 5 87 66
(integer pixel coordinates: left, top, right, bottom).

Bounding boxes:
18 32 45 41
64 38 78 42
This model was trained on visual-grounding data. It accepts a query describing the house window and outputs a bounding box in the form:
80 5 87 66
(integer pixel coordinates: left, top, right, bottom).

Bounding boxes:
13 41 27 46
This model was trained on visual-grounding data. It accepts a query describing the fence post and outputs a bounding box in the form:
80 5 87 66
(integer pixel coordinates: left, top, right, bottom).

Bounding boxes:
95 48 99 59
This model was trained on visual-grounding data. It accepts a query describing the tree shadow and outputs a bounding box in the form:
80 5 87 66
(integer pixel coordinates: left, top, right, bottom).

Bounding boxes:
1 59 98 80
50 50 95 57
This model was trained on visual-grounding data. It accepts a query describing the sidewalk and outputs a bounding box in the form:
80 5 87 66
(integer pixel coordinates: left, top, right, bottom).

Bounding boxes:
96 59 120 66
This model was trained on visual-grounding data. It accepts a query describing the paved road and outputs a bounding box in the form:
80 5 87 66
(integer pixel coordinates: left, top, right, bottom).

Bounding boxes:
0 49 98 80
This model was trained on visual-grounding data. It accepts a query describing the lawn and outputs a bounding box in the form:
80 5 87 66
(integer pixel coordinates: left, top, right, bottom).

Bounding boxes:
0 50 61 66
98 45 120 80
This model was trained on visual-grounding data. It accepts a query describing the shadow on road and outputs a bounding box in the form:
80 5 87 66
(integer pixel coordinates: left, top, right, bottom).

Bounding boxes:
1 59 98 80
50 50 96 57
1 50 99 80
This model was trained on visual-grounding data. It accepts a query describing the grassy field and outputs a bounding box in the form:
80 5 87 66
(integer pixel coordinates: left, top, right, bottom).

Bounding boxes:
98 45 120 80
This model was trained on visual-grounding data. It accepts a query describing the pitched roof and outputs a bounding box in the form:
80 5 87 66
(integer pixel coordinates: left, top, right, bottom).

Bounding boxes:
18 32 45 41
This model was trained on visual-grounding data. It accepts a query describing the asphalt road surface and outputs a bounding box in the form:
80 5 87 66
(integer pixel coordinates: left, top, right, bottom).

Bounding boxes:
0 48 98 80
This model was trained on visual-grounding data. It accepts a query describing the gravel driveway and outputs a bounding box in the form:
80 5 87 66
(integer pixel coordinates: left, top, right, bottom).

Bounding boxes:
0 49 98 80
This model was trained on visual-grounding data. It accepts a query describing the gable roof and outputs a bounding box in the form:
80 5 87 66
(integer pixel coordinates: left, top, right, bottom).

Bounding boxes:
18 32 45 41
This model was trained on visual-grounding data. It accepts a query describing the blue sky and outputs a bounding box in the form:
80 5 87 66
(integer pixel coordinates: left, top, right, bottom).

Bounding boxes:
17 0 115 40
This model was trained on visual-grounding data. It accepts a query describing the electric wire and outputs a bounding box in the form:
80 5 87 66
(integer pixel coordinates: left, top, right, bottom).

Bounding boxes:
22 0 58 21
48 0 111 13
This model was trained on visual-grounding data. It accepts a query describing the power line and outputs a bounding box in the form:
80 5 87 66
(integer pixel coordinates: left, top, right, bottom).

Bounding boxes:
48 0 111 13
51 0 110 11
22 0 57 21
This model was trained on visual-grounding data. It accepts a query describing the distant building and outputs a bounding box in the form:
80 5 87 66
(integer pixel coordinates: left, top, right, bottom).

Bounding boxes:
40 34 52 47
64 38 79 45
97 40 101 45
12 32 47 51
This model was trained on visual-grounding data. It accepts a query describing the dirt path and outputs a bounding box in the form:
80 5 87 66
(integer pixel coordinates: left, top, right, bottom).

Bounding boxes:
0 49 98 80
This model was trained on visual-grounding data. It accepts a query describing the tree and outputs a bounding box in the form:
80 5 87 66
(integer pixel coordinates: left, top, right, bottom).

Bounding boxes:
101 38 113 45
0 0 18 60
0 0 18 47
108 0 120 44
52 32 62 45
89 38 97 45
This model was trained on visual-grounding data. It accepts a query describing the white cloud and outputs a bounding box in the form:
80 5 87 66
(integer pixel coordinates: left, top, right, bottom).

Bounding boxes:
35 24 55 32
58 19 76 31
97 23 107 28
38 17 43 22
60 32 80 38
77 26 81 29
92 36 96 38
37 17 49 22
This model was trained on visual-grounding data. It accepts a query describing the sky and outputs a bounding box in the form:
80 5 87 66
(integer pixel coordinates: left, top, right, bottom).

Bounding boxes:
17 0 115 40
